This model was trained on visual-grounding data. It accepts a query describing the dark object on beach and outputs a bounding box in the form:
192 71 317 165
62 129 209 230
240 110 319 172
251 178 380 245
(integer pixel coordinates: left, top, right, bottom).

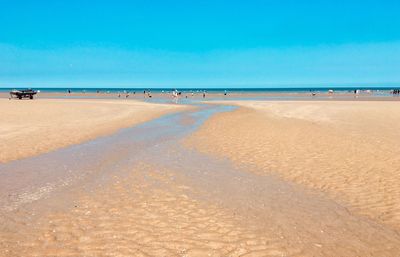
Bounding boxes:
10 89 37 99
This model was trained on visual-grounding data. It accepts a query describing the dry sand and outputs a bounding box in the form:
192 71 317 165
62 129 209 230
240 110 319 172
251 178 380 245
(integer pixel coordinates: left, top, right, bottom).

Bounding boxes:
0 99 185 163
186 101 400 231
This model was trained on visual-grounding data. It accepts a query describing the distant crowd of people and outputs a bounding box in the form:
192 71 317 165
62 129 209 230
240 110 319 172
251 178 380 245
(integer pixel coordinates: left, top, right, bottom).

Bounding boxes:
63 88 400 98
65 88 220 100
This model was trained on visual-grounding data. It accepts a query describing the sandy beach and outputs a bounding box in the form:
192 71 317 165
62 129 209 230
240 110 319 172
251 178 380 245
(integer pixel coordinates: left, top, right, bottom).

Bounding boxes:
2 98 400 256
0 163 303 256
0 99 185 163
186 101 400 231
3 161 400 256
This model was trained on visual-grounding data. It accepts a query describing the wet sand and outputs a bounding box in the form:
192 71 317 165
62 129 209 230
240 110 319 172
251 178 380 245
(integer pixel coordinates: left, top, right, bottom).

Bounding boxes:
1 163 301 257
2 100 400 256
186 101 400 231
0 99 185 163
3 161 400 257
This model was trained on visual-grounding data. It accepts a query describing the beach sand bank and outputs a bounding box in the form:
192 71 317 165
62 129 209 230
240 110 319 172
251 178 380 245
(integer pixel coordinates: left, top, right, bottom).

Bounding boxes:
0 164 294 257
3 162 400 257
0 99 185 163
186 101 400 231
2 100 400 256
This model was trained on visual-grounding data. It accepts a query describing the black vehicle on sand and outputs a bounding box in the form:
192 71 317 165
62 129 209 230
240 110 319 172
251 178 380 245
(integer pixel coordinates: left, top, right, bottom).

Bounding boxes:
10 89 38 99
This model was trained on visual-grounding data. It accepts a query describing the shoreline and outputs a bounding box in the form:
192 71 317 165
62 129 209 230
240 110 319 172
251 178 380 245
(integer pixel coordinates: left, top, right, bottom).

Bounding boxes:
2 90 400 102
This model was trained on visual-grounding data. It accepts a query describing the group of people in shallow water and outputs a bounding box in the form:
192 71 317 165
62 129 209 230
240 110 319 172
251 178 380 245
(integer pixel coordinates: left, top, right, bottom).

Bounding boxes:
172 89 208 98
66 89 212 99
392 89 400 95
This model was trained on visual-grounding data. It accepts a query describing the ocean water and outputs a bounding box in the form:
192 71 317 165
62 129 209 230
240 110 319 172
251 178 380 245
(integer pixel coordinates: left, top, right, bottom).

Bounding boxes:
1 86 399 94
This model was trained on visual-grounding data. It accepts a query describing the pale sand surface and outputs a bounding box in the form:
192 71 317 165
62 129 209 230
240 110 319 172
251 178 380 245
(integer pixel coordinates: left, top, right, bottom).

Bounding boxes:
186 101 400 231
2 163 399 257
0 164 295 257
2 101 400 256
0 99 185 163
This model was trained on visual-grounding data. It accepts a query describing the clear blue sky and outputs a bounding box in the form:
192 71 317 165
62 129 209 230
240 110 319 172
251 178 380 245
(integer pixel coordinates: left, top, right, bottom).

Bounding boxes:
1 0 399 88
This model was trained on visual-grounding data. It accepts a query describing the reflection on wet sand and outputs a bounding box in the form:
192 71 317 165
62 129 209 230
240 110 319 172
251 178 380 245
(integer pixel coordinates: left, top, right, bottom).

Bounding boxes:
1 101 400 256
4 162 400 256
2 164 300 257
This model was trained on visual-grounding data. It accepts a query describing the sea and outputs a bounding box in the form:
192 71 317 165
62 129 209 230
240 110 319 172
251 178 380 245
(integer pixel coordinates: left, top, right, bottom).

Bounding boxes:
1 86 400 94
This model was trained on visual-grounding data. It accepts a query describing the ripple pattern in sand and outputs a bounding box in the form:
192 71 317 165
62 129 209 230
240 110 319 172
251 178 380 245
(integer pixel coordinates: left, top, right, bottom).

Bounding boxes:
186 102 400 231
1 163 299 257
